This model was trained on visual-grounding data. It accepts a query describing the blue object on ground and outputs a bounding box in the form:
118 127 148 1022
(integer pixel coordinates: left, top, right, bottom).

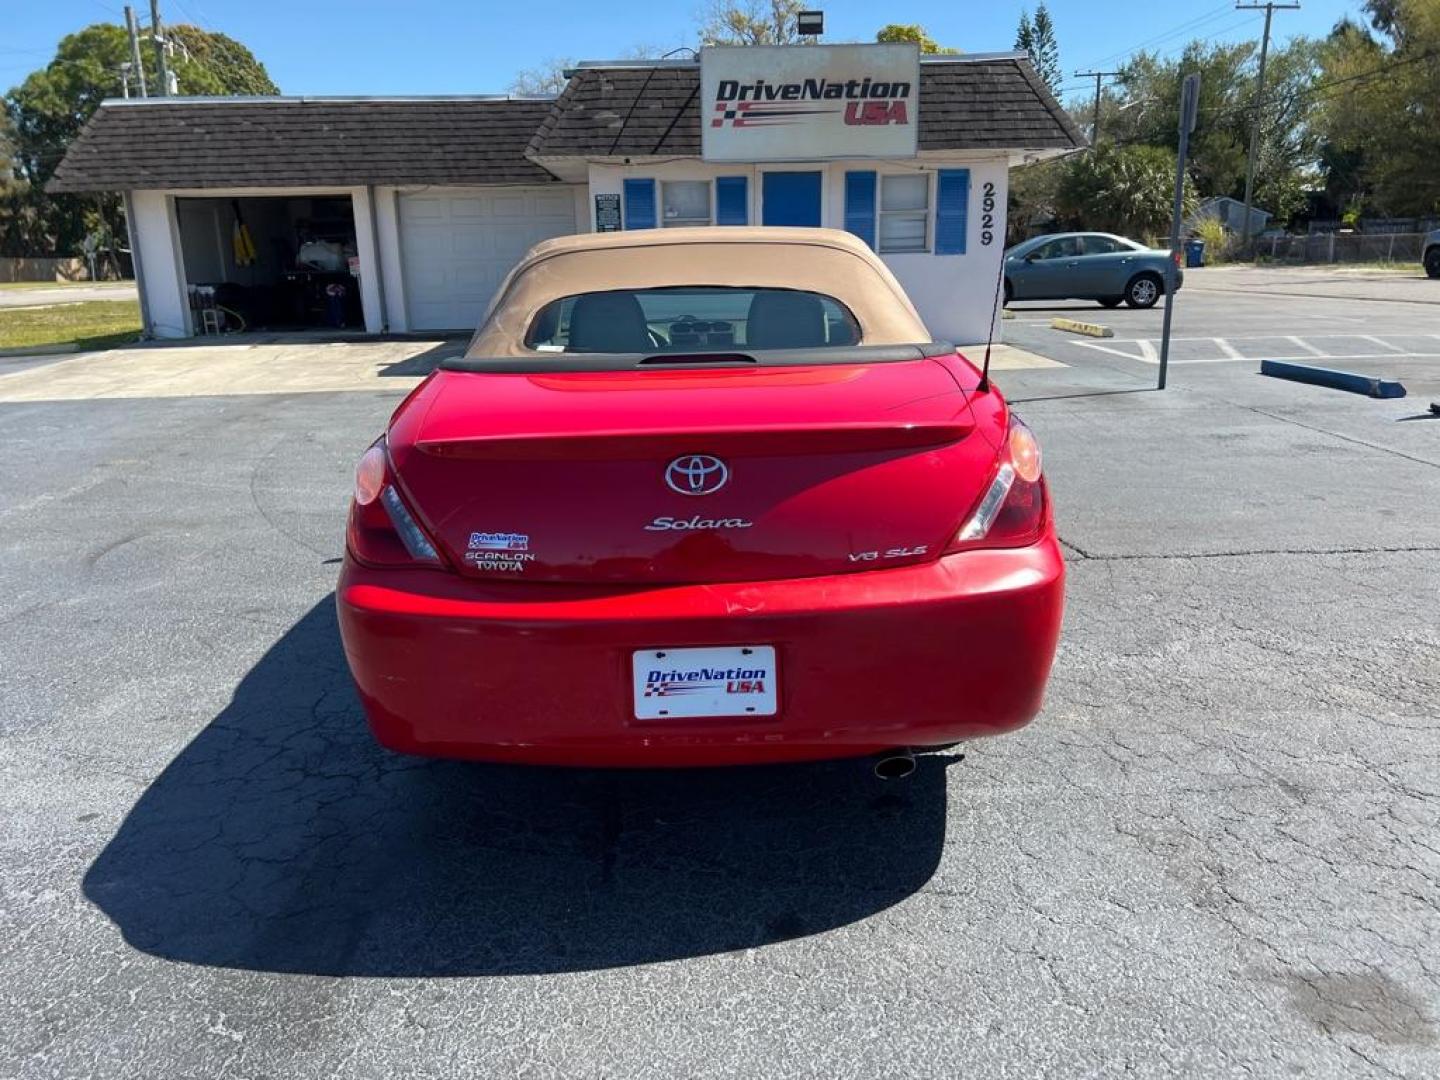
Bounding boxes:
1260 359 1406 399
1184 239 1206 268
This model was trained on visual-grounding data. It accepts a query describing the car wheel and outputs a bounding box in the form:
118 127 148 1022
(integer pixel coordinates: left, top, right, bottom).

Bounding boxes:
1425 247 1440 279
1099 297 1123 308
1125 273 1162 309
1003 278 1013 305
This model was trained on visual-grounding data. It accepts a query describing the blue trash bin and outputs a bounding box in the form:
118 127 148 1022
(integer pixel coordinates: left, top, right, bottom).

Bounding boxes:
1184 239 1206 268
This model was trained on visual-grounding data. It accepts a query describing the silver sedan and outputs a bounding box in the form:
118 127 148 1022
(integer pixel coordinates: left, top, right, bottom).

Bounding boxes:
1004 232 1182 309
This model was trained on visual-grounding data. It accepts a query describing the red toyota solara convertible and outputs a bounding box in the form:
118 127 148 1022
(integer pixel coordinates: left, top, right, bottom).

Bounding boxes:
337 227 1064 769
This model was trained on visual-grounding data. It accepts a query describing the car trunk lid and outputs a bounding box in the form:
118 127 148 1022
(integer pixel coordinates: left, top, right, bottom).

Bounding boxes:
388 360 996 583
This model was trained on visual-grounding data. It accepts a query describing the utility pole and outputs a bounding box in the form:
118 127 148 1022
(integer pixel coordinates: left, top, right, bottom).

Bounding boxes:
124 5 148 98
1237 2 1300 247
149 0 170 97
1074 70 1121 144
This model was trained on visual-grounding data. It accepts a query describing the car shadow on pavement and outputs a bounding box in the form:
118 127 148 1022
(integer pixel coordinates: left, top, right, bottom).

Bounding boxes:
83 597 947 976
376 337 468 377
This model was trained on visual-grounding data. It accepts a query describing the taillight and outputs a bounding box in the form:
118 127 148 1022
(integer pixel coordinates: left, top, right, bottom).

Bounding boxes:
346 438 445 568
949 417 1049 552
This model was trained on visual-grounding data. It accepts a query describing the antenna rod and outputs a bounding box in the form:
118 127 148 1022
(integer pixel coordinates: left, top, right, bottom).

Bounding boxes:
978 243 1006 393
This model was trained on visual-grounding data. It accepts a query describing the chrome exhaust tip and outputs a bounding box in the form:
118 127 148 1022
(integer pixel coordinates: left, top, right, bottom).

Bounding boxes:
873 750 916 781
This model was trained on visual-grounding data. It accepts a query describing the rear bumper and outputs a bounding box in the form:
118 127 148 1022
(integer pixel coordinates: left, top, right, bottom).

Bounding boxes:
337 540 1065 767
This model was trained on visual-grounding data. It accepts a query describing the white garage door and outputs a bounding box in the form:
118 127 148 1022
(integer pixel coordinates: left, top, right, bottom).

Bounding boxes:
399 187 576 331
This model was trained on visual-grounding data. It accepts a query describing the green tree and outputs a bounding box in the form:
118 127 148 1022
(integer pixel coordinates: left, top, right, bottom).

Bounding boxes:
1054 143 1196 239
1007 158 1064 242
1029 3 1062 92
3 22 277 256
875 24 960 55
1094 38 1319 224
699 0 805 46
1015 10 1035 57
1315 0 1440 215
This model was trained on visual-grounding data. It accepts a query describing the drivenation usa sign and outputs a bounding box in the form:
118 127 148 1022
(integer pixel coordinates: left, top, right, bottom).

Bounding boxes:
700 43 920 162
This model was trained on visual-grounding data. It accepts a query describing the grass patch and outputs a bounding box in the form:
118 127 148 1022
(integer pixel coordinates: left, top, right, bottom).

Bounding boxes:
0 300 142 351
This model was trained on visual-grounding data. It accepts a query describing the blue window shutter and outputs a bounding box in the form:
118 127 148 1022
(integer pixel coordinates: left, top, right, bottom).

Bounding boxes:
715 176 748 225
623 179 656 230
935 169 971 255
844 171 877 249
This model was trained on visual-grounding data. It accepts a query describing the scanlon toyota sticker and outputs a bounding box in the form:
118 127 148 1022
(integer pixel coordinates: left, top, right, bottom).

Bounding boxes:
466 530 535 572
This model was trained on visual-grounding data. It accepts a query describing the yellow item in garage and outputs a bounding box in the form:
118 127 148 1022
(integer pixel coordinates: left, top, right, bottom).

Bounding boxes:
231 218 257 267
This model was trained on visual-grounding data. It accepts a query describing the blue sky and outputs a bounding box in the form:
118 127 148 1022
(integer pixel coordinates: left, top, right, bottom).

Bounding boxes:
5 0 1364 107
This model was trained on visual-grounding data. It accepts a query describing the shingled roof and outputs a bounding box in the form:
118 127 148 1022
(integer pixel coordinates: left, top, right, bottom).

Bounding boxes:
528 55 1086 160
47 97 562 193
48 55 1084 194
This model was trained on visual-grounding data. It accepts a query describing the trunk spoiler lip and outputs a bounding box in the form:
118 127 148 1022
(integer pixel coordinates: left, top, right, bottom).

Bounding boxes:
413 418 974 460
437 341 957 375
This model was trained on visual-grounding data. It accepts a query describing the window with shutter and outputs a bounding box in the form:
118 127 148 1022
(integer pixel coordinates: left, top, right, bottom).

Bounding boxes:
623 179 656 230
843 171 877 249
715 176 748 226
934 169 971 255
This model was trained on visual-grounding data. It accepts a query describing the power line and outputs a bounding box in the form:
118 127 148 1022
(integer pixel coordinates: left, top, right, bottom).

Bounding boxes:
1071 3 1237 72
1056 10 1264 104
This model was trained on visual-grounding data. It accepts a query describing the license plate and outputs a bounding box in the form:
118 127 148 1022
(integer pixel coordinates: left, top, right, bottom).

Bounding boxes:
632 646 778 719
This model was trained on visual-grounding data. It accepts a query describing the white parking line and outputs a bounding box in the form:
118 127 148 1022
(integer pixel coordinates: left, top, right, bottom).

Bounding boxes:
1067 334 1440 366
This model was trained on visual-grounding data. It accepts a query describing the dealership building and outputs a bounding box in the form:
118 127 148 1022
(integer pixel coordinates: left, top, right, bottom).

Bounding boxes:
49 46 1083 346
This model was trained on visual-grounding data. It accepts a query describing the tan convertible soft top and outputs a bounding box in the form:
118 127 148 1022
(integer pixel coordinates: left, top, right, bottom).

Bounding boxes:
466 226 931 356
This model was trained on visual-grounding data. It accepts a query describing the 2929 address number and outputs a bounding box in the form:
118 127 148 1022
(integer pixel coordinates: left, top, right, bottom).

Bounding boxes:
980 181 996 246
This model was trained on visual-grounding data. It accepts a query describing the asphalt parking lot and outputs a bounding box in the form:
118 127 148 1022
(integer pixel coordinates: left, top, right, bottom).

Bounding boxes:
2 266 1437 1078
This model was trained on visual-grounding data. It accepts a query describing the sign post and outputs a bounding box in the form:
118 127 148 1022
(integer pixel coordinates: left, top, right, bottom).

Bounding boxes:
1158 72 1199 391
700 43 919 162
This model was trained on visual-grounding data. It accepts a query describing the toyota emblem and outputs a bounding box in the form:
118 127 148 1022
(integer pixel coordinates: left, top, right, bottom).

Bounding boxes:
665 454 729 496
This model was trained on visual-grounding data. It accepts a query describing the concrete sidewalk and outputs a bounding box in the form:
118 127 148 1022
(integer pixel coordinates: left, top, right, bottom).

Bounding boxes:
0 338 460 401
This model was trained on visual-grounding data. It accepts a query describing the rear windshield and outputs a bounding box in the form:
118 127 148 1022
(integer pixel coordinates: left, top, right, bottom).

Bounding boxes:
525 287 861 354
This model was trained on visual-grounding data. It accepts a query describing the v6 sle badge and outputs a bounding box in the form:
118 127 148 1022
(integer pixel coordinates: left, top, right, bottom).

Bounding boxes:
848 545 928 563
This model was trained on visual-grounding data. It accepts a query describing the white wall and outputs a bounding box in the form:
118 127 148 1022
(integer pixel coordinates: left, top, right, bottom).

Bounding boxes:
349 186 384 333
858 159 1010 347
135 161 1009 344
586 154 1010 346
130 189 190 338
373 186 407 331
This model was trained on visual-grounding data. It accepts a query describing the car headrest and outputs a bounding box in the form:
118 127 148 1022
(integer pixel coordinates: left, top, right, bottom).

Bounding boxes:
566 292 650 353
745 291 828 349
